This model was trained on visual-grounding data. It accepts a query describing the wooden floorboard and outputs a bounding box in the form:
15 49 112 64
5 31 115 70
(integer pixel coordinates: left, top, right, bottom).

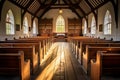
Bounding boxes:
33 42 88 80
0 42 88 80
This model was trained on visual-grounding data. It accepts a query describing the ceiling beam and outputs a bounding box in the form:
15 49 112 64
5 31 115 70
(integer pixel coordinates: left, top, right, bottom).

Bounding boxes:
85 0 110 16
37 0 41 4
93 0 110 10
73 4 86 15
8 0 38 18
69 0 82 18
23 0 35 15
35 0 56 18
63 0 81 19
85 0 94 10
39 7 51 19
75 0 81 4
34 0 49 16
8 0 25 10
39 0 48 5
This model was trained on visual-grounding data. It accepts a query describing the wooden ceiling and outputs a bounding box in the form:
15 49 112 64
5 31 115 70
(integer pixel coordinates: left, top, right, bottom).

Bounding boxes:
3 0 116 19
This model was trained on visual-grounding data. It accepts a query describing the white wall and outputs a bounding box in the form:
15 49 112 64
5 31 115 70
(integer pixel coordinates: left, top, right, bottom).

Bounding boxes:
117 0 120 41
98 2 116 40
1 1 120 41
0 0 21 40
42 9 78 32
85 2 119 41
0 1 38 40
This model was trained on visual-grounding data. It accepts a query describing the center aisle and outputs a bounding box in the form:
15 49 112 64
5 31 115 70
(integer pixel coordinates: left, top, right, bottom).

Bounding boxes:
34 42 88 80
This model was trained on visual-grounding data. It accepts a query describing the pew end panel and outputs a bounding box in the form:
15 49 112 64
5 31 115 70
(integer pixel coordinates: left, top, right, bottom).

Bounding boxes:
0 51 31 80
83 46 120 75
91 51 120 80
23 59 30 80
82 45 89 74
0 46 38 74
90 51 102 80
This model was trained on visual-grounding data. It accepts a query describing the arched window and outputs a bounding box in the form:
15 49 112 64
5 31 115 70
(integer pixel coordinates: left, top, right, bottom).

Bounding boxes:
23 17 28 34
83 20 87 34
56 15 65 32
91 16 96 34
33 20 37 34
6 9 15 35
104 10 112 35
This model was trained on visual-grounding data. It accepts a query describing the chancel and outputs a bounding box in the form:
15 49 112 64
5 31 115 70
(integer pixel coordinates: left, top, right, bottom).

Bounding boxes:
0 0 120 80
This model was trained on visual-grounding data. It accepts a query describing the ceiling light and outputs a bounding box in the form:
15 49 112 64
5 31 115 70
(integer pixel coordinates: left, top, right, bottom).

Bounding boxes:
59 9 63 14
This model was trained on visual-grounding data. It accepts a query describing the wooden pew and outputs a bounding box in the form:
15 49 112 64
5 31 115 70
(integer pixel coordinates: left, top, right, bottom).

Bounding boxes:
0 51 30 80
0 42 41 64
69 36 113 65
91 51 120 80
0 37 52 64
79 42 120 64
69 36 114 51
0 46 38 74
83 46 120 74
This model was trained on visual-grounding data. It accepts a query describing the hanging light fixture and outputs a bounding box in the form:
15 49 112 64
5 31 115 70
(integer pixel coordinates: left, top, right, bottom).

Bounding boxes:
59 8 63 14
58 0 63 14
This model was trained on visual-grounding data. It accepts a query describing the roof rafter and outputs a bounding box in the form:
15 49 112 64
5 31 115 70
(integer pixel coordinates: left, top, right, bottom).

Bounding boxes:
69 0 82 18
38 0 57 19
39 7 51 18
22 0 35 17
34 0 53 16
63 0 81 18
8 0 37 18
73 4 86 16
85 0 94 10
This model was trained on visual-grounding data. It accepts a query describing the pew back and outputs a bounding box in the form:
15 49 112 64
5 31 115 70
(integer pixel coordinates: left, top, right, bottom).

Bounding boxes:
0 46 38 74
83 46 120 74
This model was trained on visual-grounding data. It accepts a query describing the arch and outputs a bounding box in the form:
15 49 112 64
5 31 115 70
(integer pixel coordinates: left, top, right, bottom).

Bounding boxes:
23 17 28 34
104 10 112 35
56 15 65 32
91 16 96 34
6 9 15 35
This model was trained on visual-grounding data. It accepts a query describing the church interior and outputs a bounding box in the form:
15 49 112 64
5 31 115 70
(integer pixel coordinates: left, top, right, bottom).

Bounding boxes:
0 0 120 80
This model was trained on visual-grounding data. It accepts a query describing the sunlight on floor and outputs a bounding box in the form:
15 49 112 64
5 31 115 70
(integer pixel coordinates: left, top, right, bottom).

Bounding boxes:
36 42 66 80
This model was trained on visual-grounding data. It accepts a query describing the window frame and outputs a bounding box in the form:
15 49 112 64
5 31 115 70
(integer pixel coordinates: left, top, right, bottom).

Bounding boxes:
33 20 37 34
103 10 112 35
83 20 87 34
23 17 29 34
6 9 15 35
91 16 96 34
56 15 65 33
